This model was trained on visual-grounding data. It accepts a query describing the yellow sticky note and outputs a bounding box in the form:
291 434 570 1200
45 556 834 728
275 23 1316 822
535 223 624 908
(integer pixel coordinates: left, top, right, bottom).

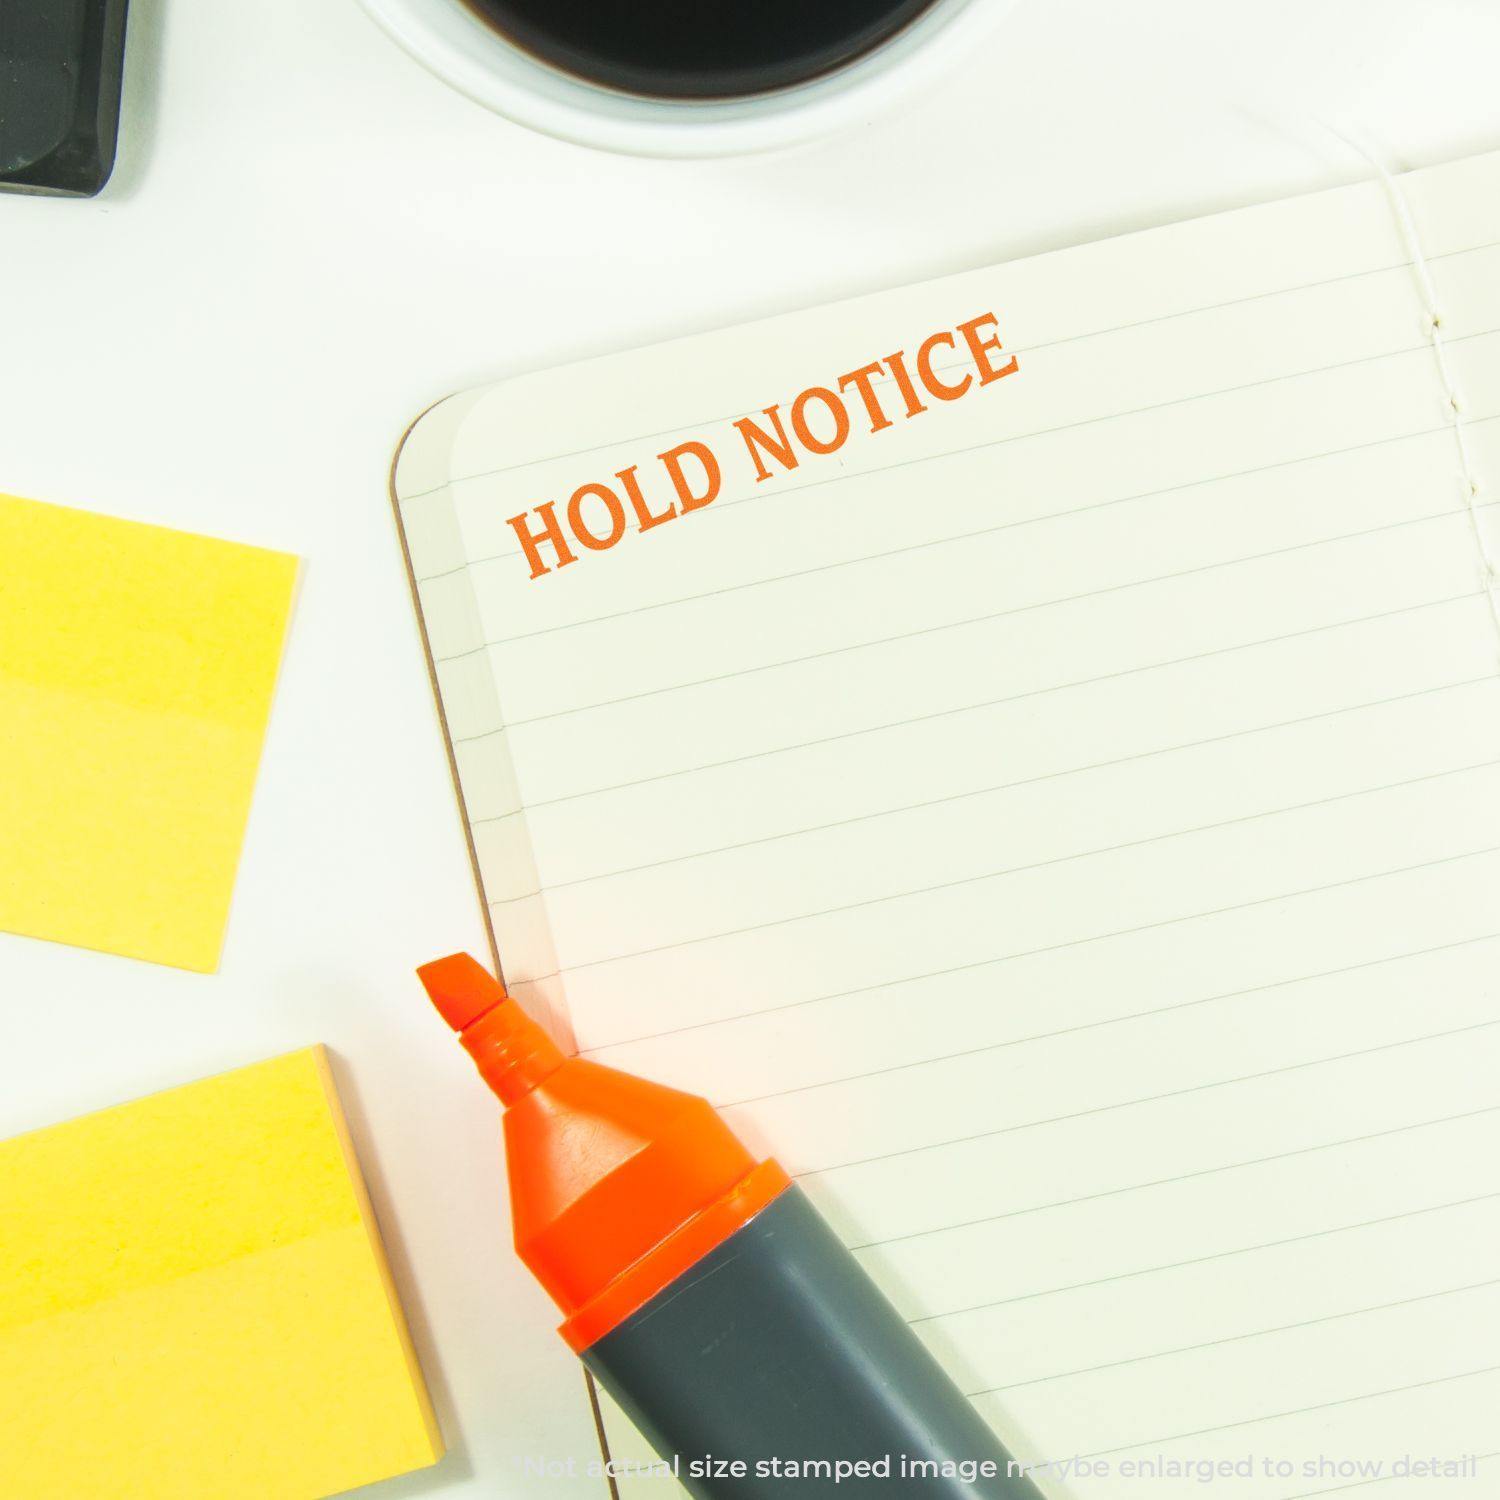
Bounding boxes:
0 1048 445 1498
0 493 297 970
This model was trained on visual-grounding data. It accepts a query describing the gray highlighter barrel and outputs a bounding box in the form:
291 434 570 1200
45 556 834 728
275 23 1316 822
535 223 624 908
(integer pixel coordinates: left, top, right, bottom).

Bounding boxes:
583 1185 1043 1498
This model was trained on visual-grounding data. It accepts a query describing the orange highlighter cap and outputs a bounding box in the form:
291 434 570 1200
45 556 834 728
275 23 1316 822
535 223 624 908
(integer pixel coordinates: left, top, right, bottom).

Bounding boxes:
418 954 790 1350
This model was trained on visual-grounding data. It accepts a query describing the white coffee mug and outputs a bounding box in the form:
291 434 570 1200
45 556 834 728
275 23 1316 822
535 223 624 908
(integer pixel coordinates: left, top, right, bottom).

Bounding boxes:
358 0 1008 157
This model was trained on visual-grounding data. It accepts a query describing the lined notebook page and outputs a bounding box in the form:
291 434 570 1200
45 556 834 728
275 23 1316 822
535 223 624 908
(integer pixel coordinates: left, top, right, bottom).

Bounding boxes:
396 151 1500 1499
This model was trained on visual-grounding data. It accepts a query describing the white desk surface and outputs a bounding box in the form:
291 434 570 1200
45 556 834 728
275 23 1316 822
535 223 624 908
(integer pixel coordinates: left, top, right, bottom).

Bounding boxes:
2 1 1497 1495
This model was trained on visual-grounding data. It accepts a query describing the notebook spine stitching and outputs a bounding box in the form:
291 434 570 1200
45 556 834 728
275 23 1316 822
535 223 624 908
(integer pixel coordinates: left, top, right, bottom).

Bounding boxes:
1352 138 1500 655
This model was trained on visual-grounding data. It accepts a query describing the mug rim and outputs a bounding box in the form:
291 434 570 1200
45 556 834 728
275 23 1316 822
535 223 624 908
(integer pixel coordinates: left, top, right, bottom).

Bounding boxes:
358 0 1005 157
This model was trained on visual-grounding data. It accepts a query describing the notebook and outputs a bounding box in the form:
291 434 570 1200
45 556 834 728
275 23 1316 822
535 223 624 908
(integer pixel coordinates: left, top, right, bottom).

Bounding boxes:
392 151 1500 1498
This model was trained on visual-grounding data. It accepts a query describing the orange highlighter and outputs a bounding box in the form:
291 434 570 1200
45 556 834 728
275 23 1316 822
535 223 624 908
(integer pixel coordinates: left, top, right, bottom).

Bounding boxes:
419 953 1043 1498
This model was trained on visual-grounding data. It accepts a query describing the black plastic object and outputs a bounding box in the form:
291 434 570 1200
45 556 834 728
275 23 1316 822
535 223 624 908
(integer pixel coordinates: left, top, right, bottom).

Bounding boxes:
1 0 130 196
584 1185 1043 1498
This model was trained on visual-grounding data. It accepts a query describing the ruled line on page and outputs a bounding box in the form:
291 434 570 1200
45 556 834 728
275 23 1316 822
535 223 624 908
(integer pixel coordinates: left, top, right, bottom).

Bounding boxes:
520 840 1500 1042
470 416 1500 644
551 759 1500 974
424 328 1500 628
462 593 1488 809
489 677 1498 888
397 236 1500 505
968 1277 1500 1398
465 499 1499 737
795 1018 1500 1181
846 1107 1500 1254
1284 1451 1496 1499
465 589 1487 812
719 931 1500 1108
1069 1364 1500 1463
908 1193 1500 1323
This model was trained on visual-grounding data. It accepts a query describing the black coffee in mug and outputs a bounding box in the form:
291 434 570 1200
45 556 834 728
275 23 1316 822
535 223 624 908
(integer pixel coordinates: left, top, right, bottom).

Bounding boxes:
461 0 943 101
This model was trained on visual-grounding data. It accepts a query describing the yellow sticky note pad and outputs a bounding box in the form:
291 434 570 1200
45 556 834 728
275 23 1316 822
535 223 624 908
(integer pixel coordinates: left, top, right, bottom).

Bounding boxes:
0 493 297 971
0 1048 444 1498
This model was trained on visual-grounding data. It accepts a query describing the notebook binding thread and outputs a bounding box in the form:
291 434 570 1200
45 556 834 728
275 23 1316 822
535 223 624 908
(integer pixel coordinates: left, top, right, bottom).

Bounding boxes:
1335 131 1500 653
